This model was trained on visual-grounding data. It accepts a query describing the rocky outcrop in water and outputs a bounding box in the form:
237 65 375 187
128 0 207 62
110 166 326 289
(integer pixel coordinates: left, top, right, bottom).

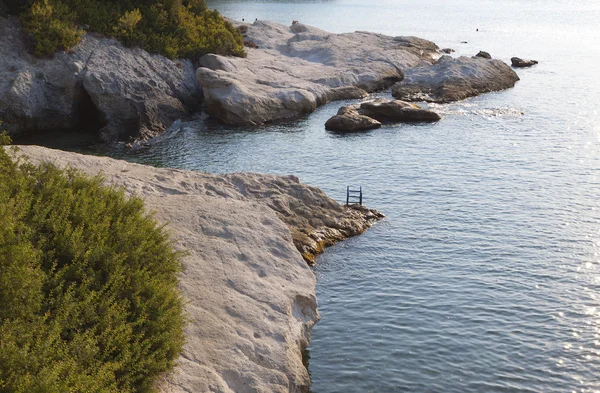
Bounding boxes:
14 145 383 393
358 98 441 122
511 57 538 67
196 20 439 126
391 55 520 103
325 98 440 132
0 17 200 142
475 51 492 59
325 110 382 132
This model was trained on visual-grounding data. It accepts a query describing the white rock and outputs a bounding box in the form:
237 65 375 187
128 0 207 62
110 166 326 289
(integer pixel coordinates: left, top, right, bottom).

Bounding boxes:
391 55 520 102
196 21 439 125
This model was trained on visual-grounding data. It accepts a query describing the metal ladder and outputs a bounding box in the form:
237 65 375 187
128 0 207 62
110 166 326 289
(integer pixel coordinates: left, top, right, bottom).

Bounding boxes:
346 185 363 206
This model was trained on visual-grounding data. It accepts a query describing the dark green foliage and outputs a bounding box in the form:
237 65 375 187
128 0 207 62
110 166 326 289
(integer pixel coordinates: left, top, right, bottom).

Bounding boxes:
0 147 185 393
21 0 83 57
0 123 11 145
3 0 245 59
1 0 35 15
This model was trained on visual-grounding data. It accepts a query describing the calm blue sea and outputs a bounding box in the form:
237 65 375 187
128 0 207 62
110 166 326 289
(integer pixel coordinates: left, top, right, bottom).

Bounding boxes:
113 0 600 391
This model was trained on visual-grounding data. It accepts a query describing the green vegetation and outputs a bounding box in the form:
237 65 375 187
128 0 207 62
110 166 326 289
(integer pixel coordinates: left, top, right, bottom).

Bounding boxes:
0 142 185 393
2 0 245 58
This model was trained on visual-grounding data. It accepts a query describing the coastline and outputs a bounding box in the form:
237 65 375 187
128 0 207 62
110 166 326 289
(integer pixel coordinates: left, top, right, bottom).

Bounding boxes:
13 145 383 392
1 12 528 391
2 16 518 145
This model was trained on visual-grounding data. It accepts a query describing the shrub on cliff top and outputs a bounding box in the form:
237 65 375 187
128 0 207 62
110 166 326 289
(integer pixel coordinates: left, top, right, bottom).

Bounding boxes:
3 0 245 58
0 145 185 393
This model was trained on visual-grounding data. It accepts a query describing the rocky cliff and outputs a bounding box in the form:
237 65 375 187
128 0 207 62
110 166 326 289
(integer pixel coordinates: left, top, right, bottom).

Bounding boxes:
14 145 383 393
0 17 200 142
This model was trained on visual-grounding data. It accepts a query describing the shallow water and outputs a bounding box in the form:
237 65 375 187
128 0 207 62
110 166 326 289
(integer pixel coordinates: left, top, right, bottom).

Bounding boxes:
104 0 600 391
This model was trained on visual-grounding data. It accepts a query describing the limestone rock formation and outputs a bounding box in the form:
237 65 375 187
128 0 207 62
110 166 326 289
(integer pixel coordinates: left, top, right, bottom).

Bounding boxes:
0 17 200 142
511 57 539 67
391 55 520 103
196 20 440 126
14 145 383 393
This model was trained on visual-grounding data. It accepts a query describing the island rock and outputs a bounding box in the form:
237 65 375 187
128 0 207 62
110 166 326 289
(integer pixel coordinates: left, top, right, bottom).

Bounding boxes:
325 98 440 131
511 57 539 67
476 51 492 59
14 145 383 393
0 17 200 142
358 98 441 122
391 55 520 103
325 111 382 132
196 20 440 126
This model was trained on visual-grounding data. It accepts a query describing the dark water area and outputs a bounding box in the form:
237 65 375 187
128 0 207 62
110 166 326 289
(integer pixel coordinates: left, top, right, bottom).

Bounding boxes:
66 0 600 391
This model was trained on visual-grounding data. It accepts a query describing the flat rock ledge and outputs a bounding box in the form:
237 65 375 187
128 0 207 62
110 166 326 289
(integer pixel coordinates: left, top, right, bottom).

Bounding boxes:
392 55 520 103
0 17 200 142
196 20 439 126
325 98 440 132
12 145 383 393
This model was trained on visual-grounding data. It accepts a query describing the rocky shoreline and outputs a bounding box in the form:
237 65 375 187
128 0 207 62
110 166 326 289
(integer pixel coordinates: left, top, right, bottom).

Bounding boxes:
1 15 531 393
2 17 522 143
196 21 519 126
13 145 383 393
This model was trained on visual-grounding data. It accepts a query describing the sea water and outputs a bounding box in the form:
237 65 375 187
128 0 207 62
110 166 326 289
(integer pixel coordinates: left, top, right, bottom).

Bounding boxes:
109 0 600 391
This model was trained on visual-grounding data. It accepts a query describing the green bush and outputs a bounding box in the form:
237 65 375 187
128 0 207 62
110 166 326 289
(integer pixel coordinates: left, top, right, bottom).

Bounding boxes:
0 146 185 393
21 0 83 57
4 0 245 59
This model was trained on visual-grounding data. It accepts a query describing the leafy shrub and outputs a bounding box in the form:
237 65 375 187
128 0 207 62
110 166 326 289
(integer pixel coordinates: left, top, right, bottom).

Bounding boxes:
4 0 245 59
21 0 82 57
0 121 10 145
0 146 185 393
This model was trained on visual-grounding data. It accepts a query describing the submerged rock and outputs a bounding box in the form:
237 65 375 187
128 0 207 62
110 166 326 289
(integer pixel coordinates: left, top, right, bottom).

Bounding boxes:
15 145 384 393
391 55 520 103
196 20 440 126
511 57 539 67
0 17 200 142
